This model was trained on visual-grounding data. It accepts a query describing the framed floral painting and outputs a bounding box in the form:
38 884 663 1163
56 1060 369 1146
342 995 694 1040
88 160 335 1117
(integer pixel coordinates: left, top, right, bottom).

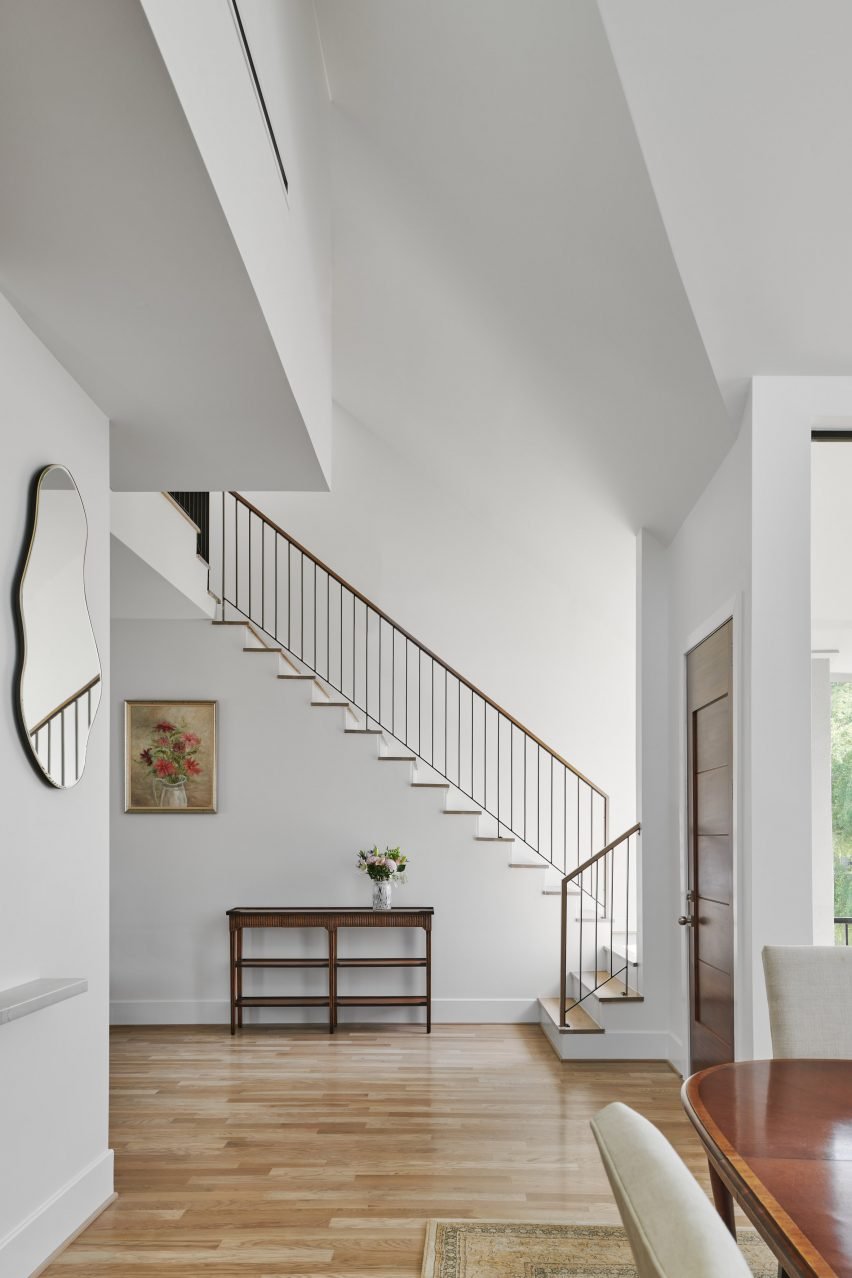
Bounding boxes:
124 700 217 813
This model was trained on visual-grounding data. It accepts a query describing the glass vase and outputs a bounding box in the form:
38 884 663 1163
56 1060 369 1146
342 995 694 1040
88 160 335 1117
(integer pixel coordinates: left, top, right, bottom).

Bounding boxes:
372 880 392 911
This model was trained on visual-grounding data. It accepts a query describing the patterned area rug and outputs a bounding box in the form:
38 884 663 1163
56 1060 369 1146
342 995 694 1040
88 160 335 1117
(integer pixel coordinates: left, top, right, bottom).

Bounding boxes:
422 1220 777 1278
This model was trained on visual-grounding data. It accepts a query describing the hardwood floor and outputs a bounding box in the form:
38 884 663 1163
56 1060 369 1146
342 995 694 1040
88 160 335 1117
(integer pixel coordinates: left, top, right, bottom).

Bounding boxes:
46 1025 707 1276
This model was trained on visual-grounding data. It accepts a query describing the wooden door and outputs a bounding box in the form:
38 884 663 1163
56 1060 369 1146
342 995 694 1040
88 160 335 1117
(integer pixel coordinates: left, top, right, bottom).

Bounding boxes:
685 620 734 1072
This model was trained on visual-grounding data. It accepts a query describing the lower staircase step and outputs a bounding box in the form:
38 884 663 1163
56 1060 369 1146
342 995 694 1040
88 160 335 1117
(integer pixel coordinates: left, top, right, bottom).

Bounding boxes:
539 996 603 1034
578 970 643 1002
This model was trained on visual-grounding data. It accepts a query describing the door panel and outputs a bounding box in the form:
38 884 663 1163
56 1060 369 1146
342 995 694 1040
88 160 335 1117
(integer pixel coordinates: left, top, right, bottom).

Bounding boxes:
695 698 730 773
696 835 733 905
686 619 734 1073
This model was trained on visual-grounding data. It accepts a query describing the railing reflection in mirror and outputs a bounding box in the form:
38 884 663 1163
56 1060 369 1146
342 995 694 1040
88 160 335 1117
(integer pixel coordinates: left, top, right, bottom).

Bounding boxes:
209 490 608 876
836 917 852 946
559 823 640 1028
28 674 101 788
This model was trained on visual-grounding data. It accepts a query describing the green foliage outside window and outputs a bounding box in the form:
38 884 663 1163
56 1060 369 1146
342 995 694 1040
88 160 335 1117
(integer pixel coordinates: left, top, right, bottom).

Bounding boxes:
830 681 852 942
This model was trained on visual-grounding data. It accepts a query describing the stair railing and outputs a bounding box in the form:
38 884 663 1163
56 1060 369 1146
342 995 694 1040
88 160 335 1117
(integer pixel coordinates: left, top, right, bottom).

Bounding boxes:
210 490 610 876
559 822 640 1027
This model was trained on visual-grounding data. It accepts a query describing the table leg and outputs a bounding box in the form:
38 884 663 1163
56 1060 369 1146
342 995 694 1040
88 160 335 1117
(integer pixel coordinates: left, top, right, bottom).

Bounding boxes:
425 926 432 1034
329 927 336 1035
236 927 244 1029
708 1161 736 1238
229 927 237 1036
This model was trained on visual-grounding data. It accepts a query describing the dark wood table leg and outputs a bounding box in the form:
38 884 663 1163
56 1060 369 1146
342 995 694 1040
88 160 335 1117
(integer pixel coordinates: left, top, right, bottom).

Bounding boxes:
708 1161 736 1238
236 926 244 1029
329 926 336 1035
425 925 432 1033
229 926 237 1036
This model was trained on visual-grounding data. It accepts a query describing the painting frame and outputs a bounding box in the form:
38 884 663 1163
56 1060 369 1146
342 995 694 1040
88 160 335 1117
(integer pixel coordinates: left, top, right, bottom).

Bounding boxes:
124 700 217 814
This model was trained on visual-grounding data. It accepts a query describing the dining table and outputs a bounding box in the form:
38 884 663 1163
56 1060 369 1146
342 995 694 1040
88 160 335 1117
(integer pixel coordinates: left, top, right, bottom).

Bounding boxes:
682 1059 852 1278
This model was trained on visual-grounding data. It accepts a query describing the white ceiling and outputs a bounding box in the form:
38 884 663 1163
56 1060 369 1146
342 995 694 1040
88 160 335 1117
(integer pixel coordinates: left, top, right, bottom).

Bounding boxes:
600 0 852 422
0 0 326 493
314 0 735 541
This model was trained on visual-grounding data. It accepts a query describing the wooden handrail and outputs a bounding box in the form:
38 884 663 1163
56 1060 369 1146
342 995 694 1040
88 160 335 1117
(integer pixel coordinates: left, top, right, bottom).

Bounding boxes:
561 822 640 885
28 673 101 737
231 491 609 800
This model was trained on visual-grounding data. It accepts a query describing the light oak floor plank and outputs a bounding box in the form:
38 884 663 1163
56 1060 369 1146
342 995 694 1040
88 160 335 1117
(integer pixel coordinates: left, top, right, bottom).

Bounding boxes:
45 1025 708 1276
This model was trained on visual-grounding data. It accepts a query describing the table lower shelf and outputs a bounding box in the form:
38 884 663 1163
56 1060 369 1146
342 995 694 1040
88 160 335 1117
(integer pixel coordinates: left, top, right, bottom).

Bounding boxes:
336 995 429 1007
236 996 330 1007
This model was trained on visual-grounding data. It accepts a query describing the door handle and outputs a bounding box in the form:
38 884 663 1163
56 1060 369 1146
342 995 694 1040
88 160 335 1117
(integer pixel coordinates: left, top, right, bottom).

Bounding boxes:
678 915 696 927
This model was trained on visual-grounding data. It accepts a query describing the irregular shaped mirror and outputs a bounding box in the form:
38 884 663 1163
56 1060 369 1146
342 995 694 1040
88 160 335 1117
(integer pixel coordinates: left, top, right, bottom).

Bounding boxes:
18 465 101 787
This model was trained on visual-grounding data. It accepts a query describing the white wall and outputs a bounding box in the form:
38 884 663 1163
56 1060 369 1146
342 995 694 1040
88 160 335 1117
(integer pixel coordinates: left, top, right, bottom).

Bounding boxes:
110 619 565 1025
0 295 112 1278
142 0 332 482
244 405 638 836
641 414 752 1074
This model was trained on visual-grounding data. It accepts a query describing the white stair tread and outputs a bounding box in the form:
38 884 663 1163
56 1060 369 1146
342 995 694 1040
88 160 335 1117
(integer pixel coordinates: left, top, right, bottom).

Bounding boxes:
412 780 451 789
277 672 316 680
444 807 482 815
539 996 603 1034
508 862 548 870
378 755 416 762
475 835 515 842
577 970 643 1002
311 699 350 707
345 726 384 734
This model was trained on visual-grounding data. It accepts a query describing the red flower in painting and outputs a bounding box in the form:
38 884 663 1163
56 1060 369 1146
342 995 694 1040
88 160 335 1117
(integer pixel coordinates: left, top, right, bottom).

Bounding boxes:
154 757 178 778
185 757 202 776
172 738 186 754
182 731 201 748
154 720 175 733
139 748 153 766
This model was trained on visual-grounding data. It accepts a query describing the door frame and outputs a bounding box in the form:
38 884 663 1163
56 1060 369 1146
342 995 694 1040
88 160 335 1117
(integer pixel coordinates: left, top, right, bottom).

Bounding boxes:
677 595 746 1072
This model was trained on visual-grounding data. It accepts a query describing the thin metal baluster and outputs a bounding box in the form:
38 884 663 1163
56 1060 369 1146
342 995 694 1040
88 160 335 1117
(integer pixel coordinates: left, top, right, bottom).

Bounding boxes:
432 659 436 767
625 837 631 991
61 708 66 788
248 511 253 621
563 766 567 874
274 534 278 642
610 856 615 978
261 520 265 632
493 710 500 828
419 652 423 758
235 498 239 611
550 755 554 868
447 669 452 777
75 697 79 783
590 787 594 869
365 605 369 723
523 736 527 843
221 492 226 608
536 746 540 854
595 857 599 983
301 553 305 661
380 621 383 730
405 638 409 745
326 571 330 681
484 698 487 812
339 581 343 691
511 725 516 837
577 775 581 873
314 563 318 670
287 544 292 651
351 591 355 701
470 690 477 797
457 677 461 790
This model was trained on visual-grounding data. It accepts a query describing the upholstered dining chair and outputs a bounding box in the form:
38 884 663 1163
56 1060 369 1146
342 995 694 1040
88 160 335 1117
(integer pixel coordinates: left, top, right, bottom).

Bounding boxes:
591 1102 751 1278
762 945 852 1058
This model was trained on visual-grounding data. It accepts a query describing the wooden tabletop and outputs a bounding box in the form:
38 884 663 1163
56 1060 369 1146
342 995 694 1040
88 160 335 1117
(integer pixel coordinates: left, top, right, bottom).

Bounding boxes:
683 1059 852 1278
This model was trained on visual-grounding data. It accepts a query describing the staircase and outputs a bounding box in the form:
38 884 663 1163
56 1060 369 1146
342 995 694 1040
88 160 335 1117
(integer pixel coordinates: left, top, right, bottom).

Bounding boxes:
169 490 642 1052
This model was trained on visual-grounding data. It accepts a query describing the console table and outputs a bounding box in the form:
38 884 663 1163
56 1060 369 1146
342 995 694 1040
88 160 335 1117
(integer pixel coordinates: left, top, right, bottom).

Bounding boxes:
226 907 433 1034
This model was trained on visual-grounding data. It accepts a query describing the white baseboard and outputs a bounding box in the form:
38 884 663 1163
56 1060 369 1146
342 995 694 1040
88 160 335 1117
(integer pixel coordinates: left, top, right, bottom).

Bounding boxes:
110 997 542 1025
0 1149 114 1278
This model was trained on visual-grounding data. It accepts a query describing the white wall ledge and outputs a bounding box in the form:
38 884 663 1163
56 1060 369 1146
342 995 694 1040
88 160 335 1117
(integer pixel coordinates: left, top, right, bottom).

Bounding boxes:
0 978 87 1025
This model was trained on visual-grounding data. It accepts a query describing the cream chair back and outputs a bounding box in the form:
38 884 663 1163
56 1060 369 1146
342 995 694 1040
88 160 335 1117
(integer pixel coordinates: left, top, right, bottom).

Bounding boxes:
762 945 852 1058
591 1102 751 1278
